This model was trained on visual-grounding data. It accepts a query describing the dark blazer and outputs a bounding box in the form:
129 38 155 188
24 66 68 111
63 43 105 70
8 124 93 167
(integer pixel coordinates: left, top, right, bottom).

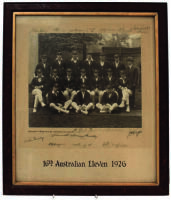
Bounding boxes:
96 61 110 78
48 90 66 105
52 60 65 77
90 76 104 90
74 91 91 105
61 76 76 91
35 62 51 78
76 76 90 90
47 75 61 91
111 61 125 79
31 76 46 89
67 59 82 78
101 91 118 105
117 77 129 88
103 75 116 89
126 66 138 89
83 60 97 78
31 76 47 95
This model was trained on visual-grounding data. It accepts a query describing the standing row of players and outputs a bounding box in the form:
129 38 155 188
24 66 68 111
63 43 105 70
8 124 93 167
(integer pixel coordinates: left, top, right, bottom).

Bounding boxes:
30 51 138 114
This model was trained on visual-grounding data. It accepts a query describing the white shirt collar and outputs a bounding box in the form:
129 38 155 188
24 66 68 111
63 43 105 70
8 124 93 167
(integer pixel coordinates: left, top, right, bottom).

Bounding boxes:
115 61 119 64
128 64 133 69
52 90 59 95
115 61 119 68
35 75 44 78
56 58 63 62
67 75 71 79
52 75 59 79
85 57 94 62
71 57 79 62
81 75 87 79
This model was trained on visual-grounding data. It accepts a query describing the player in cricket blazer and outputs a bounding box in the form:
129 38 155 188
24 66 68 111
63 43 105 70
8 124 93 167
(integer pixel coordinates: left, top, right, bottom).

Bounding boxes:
90 68 104 105
31 67 47 113
83 53 97 78
51 51 65 78
96 53 109 79
48 82 72 114
47 68 61 90
111 54 125 79
72 83 93 115
62 67 77 101
68 50 82 78
103 67 117 89
117 70 132 112
76 67 90 91
34 54 51 78
125 56 138 108
96 84 119 113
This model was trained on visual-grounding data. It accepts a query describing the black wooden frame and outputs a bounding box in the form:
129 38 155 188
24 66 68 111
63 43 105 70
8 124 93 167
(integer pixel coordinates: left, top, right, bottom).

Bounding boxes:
3 2 169 195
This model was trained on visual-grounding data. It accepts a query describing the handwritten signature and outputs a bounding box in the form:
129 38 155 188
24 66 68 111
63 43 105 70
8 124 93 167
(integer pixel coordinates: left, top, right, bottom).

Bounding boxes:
103 142 128 148
51 133 96 139
25 128 96 144
24 136 44 143
127 129 142 138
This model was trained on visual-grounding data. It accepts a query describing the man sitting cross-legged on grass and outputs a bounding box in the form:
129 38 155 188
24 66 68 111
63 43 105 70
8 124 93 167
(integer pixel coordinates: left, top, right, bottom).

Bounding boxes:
48 82 72 114
71 83 93 115
96 84 118 113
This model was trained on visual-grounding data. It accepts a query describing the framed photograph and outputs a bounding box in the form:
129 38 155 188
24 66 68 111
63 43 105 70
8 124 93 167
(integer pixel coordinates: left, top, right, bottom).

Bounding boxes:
3 3 169 195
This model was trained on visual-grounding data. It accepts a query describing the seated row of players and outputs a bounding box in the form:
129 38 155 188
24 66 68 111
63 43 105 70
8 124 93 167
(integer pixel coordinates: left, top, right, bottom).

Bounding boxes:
31 63 136 114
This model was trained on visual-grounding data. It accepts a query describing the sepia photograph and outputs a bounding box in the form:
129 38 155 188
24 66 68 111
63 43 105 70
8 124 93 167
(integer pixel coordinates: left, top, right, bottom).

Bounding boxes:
29 33 141 128
7 9 164 189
